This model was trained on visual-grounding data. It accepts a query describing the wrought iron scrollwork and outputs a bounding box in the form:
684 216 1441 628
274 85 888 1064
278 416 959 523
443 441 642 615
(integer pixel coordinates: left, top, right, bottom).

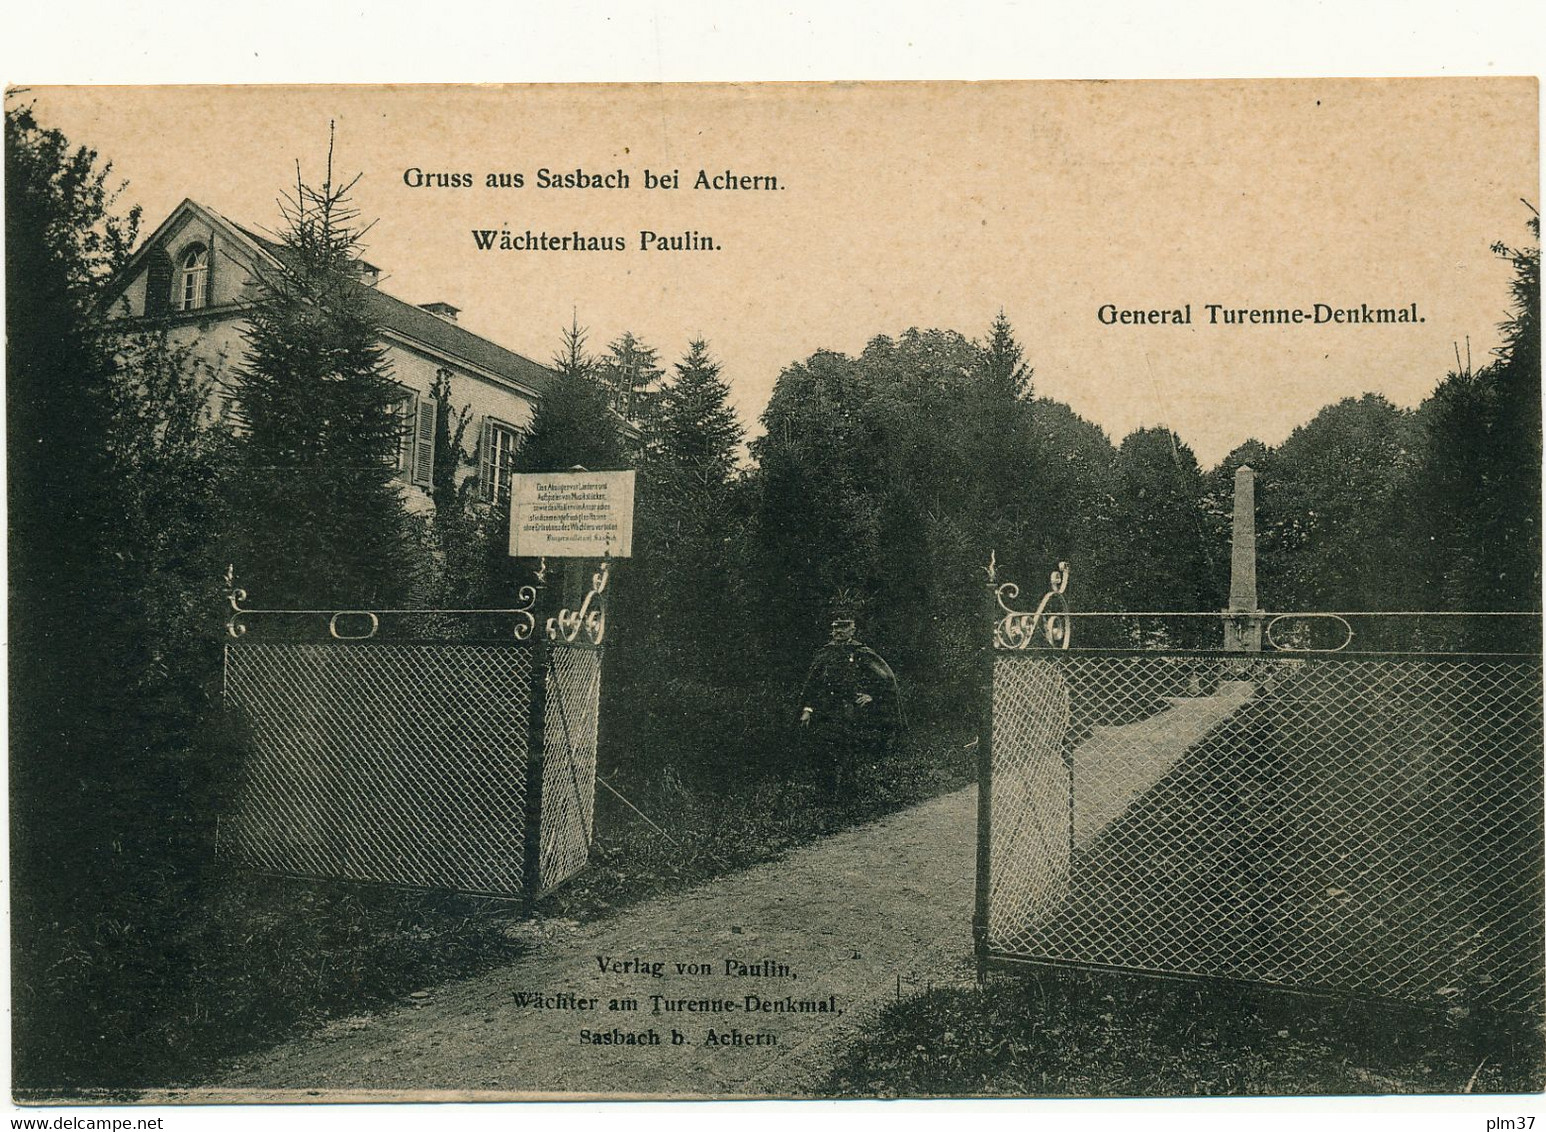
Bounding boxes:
511 586 540 641
1264 612 1354 653
225 563 249 639
224 564 540 640
992 559 1073 650
548 559 609 646
329 612 381 641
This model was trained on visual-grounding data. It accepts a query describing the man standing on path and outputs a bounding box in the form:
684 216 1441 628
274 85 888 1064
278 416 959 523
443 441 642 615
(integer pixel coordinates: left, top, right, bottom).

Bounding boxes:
798 618 903 798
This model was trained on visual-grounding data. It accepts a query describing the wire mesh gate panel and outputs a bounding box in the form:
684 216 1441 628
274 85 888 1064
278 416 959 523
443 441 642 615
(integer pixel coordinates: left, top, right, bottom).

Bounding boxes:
222 642 538 897
983 652 1545 1014
537 645 602 895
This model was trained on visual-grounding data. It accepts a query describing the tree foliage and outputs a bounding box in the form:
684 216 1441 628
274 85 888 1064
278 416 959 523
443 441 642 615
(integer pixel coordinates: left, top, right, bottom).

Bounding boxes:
598 329 665 425
477 317 631 611
751 320 1099 710
979 308 1035 401
517 315 628 474
6 98 147 867
626 339 745 675
1415 214 1541 631
7 101 239 1088
644 339 743 486
605 339 760 784
1110 427 1212 632
6 98 142 767
1255 395 1423 613
228 140 421 608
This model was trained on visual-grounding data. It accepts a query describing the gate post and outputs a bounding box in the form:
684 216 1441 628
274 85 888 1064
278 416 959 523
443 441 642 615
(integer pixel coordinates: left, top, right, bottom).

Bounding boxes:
522 576 552 905
973 554 998 984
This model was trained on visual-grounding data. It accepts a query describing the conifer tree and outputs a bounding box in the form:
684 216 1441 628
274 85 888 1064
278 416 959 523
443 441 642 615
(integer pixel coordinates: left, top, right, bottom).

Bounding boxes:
229 131 419 608
551 310 596 381
1416 212 1541 638
483 316 628 604
512 314 628 474
612 339 749 774
598 330 664 425
978 308 1035 401
646 338 743 492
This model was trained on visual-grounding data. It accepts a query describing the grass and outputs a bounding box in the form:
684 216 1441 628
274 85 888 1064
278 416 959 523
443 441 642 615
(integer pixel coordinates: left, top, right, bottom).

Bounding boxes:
12 870 532 1097
818 660 1545 1100
821 967 1546 1098
535 717 976 919
12 716 975 1096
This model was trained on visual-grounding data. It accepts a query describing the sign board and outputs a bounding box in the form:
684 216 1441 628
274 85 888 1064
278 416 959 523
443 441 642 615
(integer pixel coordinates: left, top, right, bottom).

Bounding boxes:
509 470 636 558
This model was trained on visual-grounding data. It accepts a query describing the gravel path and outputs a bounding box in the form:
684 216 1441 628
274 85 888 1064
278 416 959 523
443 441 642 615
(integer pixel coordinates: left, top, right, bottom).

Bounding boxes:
1073 681 1254 846
156 784 978 1101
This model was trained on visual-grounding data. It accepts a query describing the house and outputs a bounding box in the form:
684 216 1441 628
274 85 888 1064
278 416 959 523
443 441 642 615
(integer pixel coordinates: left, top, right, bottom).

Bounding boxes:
104 198 553 512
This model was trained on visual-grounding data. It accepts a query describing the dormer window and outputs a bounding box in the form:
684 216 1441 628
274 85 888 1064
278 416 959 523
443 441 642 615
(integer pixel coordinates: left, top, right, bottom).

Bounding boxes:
177 244 209 311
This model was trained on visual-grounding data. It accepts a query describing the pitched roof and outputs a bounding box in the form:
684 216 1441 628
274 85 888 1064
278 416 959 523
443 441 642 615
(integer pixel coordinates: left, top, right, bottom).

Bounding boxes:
113 200 653 434
226 219 553 396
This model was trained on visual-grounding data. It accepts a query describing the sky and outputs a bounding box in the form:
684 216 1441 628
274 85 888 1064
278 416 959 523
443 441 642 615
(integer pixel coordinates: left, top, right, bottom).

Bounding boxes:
24 79 1539 467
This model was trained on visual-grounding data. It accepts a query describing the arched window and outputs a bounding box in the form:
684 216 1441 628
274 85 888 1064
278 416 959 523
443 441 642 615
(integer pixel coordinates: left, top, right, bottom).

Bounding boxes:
177 244 209 311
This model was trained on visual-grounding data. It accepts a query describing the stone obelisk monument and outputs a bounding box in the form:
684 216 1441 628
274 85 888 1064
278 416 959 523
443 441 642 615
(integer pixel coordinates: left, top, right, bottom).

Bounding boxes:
1223 464 1264 651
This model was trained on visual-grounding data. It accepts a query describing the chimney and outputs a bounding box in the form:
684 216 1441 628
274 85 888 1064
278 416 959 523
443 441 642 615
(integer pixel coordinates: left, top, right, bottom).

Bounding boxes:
354 260 382 287
419 301 460 323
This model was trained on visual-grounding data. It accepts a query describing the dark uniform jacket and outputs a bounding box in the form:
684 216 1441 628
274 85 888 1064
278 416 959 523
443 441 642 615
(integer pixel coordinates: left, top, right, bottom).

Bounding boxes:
800 641 903 739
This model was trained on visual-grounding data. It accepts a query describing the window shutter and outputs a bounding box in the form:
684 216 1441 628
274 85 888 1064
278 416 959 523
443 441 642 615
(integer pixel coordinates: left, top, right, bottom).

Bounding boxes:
204 232 216 308
478 418 494 501
413 398 436 487
144 250 171 317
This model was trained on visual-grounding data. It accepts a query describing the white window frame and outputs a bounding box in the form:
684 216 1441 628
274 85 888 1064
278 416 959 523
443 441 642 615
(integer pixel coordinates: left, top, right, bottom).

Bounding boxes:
393 388 420 479
177 244 209 311
481 417 524 506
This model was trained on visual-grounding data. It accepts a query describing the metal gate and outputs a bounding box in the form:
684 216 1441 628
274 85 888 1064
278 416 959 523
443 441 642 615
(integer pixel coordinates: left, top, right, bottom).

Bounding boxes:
976 565 1545 1016
217 565 607 900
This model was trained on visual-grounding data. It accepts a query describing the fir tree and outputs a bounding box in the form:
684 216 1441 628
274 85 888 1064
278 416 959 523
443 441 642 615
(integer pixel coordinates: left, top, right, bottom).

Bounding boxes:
646 339 743 491
514 314 628 473
598 330 664 425
551 310 596 382
229 130 419 608
1416 211 1541 638
978 308 1035 401
963 312 1040 574
611 339 749 764
483 316 629 602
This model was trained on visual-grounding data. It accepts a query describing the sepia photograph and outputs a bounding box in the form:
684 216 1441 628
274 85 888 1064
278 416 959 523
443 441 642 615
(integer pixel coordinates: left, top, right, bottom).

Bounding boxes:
5 75 1542 1109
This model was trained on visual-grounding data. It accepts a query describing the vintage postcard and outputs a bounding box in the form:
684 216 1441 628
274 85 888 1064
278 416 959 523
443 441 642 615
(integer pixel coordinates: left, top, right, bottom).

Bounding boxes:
6 79 1541 1109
